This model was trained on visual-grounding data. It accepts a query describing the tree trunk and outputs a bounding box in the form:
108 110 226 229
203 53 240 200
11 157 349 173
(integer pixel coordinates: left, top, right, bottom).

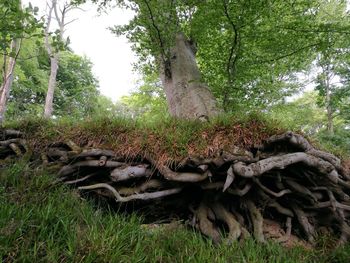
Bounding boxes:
43 0 71 118
325 64 334 135
44 54 59 118
160 33 219 120
0 39 21 123
326 103 334 135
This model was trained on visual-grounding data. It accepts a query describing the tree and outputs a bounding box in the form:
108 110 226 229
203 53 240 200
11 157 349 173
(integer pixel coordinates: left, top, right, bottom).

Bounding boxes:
43 0 77 118
81 0 336 119
54 51 100 118
115 0 221 119
87 0 223 119
0 0 42 122
313 0 350 135
6 36 49 117
5 37 101 119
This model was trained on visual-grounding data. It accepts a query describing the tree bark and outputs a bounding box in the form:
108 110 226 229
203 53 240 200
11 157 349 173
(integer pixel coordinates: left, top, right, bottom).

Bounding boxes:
44 0 73 118
325 63 334 135
44 54 59 118
0 39 21 123
44 0 58 118
160 33 219 120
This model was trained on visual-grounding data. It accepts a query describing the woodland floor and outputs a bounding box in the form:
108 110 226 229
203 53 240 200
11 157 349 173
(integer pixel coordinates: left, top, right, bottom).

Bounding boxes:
1 116 350 262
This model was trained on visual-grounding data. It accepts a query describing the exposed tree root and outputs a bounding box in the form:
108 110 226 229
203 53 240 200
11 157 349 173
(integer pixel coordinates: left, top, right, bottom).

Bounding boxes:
1 129 350 247
193 200 222 244
244 199 266 243
211 202 242 243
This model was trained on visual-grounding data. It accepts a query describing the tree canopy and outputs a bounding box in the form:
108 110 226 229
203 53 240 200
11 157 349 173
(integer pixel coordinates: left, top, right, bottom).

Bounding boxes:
102 0 349 111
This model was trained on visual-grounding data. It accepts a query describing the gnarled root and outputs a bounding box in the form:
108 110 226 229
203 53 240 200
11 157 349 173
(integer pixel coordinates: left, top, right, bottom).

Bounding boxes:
2 129 350 247
54 132 350 246
192 201 222 244
244 199 265 243
210 202 242 244
0 131 28 159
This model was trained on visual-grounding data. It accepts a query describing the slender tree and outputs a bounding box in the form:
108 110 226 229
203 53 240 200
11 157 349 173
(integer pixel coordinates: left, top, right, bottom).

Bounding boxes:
0 0 40 123
0 39 22 123
314 0 350 135
44 0 76 118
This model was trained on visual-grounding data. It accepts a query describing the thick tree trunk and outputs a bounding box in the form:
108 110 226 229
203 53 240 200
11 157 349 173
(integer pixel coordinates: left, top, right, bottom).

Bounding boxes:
44 55 59 118
0 39 21 123
160 33 219 120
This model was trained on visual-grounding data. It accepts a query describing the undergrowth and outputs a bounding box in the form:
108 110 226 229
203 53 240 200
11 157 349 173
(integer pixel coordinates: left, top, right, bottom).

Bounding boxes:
1 161 350 262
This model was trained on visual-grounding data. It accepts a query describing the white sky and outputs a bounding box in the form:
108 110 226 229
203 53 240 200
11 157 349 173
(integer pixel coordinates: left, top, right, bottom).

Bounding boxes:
23 0 138 101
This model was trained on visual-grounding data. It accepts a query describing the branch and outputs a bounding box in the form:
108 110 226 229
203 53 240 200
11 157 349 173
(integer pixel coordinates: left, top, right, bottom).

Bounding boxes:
158 165 211 182
254 178 292 197
244 199 265 243
277 26 350 35
261 131 343 174
116 179 163 195
256 42 321 64
222 0 240 109
143 0 167 65
222 0 239 76
77 149 116 158
64 18 78 27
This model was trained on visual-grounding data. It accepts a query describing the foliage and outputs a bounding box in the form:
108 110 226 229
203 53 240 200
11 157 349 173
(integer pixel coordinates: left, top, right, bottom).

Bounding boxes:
120 72 168 121
192 0 319 111
270 92 326 134
103 0 345 112
5 36 49 117
269 91 350 157
0 0 43 83
4 36 101 119
0 0 42 55
312 0 350 133
54 52 99 118
316 127 350 157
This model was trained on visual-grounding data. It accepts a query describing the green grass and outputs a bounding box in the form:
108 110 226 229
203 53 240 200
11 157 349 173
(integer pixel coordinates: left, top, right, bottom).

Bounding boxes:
1 161 350 262
4 112 349 160
3 113 284 164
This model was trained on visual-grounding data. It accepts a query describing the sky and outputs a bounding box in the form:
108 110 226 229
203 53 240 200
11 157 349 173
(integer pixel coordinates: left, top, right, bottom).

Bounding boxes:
23 0 139 101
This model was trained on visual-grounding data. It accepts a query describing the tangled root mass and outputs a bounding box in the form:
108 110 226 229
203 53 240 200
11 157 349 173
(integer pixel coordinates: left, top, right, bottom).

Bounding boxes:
1 129 350 247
